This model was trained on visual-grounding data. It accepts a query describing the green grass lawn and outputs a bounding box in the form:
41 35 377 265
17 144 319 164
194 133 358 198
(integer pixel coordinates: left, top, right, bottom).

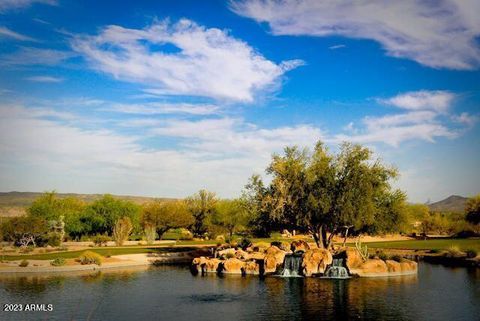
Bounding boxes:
357 238 480 252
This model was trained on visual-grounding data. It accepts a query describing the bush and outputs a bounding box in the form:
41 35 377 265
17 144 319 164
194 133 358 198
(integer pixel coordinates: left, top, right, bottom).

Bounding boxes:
19 246 34 253
50 258 66 266
430 249 441 254
377 251 389 261
19 259 29 267
179 230 193 241
239 237 252 250
77 251 104 265
47 232 62 247
225 252 235 259
446 245 463 257
92 234 110 247
465 249 478 259
113 217 133 246
391 255 403 262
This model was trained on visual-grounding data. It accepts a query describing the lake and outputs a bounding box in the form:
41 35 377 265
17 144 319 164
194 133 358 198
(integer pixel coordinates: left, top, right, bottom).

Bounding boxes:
0 262 478 321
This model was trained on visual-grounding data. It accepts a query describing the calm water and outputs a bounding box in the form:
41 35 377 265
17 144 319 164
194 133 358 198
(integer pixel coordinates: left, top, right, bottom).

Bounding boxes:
0 262 478 321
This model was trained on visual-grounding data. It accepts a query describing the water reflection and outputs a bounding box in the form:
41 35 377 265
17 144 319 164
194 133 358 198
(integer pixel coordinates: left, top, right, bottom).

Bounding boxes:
0 263 478 321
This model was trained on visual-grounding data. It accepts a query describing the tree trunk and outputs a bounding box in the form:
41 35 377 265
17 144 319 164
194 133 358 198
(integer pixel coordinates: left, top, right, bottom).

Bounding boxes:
321 225 328 249
343 226 351 247
312 225 325 249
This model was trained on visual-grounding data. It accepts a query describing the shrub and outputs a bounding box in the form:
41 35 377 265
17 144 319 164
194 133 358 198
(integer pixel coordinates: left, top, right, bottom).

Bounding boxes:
179 229 193 241
92 234 110 247
465 249 478 259
239 237 252 250
144 225 156 245
47 232 62 247
19 259 29 267
377 251 389 261
77 251 104 265
112 217 133 246
430 249 441 254
50 258 66 266
225 252 235 259
391 255 403 262
19 246 34 253
446 245 463 257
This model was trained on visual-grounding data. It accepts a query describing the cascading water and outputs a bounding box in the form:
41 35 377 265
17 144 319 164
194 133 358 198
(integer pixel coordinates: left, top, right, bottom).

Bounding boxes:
280 253 303 277
323 258 350 279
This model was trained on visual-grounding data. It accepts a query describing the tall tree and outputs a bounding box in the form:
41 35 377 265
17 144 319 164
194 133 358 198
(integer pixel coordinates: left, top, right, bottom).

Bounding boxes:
186 190 216 237
209 199 248 239
141 200 194 239
259 141 404 248
465 194 480 225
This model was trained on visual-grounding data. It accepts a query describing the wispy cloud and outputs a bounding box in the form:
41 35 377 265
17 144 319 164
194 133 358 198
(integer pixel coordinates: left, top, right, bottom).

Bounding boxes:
0 104 323 197
232 0 480 70
379 90 455 113
25 76 64 83
329 44 346 50
0 47 74 66
72 18 304 102
0 27 35 41
334 90 472 146
105 102 220 116
0 0 57 13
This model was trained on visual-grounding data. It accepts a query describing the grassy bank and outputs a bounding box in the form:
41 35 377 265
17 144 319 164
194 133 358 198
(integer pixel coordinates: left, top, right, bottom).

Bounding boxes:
359 238 480 252
0 246 196 261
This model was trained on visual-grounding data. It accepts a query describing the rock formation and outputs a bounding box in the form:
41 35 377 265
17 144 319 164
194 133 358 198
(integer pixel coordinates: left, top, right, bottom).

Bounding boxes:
302 248 333 276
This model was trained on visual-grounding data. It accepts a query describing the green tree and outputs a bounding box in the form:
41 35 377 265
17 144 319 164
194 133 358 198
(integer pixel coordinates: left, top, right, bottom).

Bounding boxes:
209 199 248 239
1 216 49 246
241 174 272 237
465 194 480 225
186 190 216 237
259 141 404 249
141 200 194 239
83 195 140 236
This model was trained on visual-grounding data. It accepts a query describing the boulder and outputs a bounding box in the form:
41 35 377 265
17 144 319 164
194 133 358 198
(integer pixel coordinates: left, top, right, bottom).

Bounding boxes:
222 258 245 274
192 257 222 273
400 260 417 273
291 240 310 253
248 252 266 260
243 260 260 275
345 247 365 271
264 246 287 273
216 248 236 259
302 248 333 276
235 249 250 260
385 260 402 273
350 259 388 277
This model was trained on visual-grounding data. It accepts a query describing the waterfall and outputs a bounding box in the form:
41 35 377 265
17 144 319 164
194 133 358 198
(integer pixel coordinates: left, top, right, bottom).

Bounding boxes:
323 258 350 279
280 254 303 277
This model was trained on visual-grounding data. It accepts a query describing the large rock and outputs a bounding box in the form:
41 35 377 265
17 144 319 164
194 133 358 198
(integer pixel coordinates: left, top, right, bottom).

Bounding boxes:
264 246 287 273
243 260 260 275
222 258 245 274
216 248 236 259
235 249 250 260
291 240 310 253
191 257 222 273
385 260 402 273
302 248 333 276
345 247 365 271
400 260 417 273
350 258 417 277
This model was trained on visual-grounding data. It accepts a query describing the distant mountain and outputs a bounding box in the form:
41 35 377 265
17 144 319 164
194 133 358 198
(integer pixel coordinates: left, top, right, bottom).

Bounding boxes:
0 191 174 217
428 195 468 213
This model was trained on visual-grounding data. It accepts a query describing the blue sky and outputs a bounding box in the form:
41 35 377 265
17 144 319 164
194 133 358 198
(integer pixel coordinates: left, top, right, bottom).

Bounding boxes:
0 0 479 202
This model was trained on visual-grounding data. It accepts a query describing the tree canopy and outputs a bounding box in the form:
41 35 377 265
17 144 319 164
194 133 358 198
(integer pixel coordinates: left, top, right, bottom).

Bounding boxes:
249 141 407 248
141 200 194 239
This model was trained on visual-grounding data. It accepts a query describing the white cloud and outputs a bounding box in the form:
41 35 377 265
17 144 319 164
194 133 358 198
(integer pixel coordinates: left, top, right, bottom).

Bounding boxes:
0 0 56 12
0 27 35 41
232 0 480 70
1 47 74 66
0 104 323 197
379 90 455 113
105 102 220 116
25 76 63 83
72 18 303 102
334 90 468 146
452 112 478 128
329 44 346 50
